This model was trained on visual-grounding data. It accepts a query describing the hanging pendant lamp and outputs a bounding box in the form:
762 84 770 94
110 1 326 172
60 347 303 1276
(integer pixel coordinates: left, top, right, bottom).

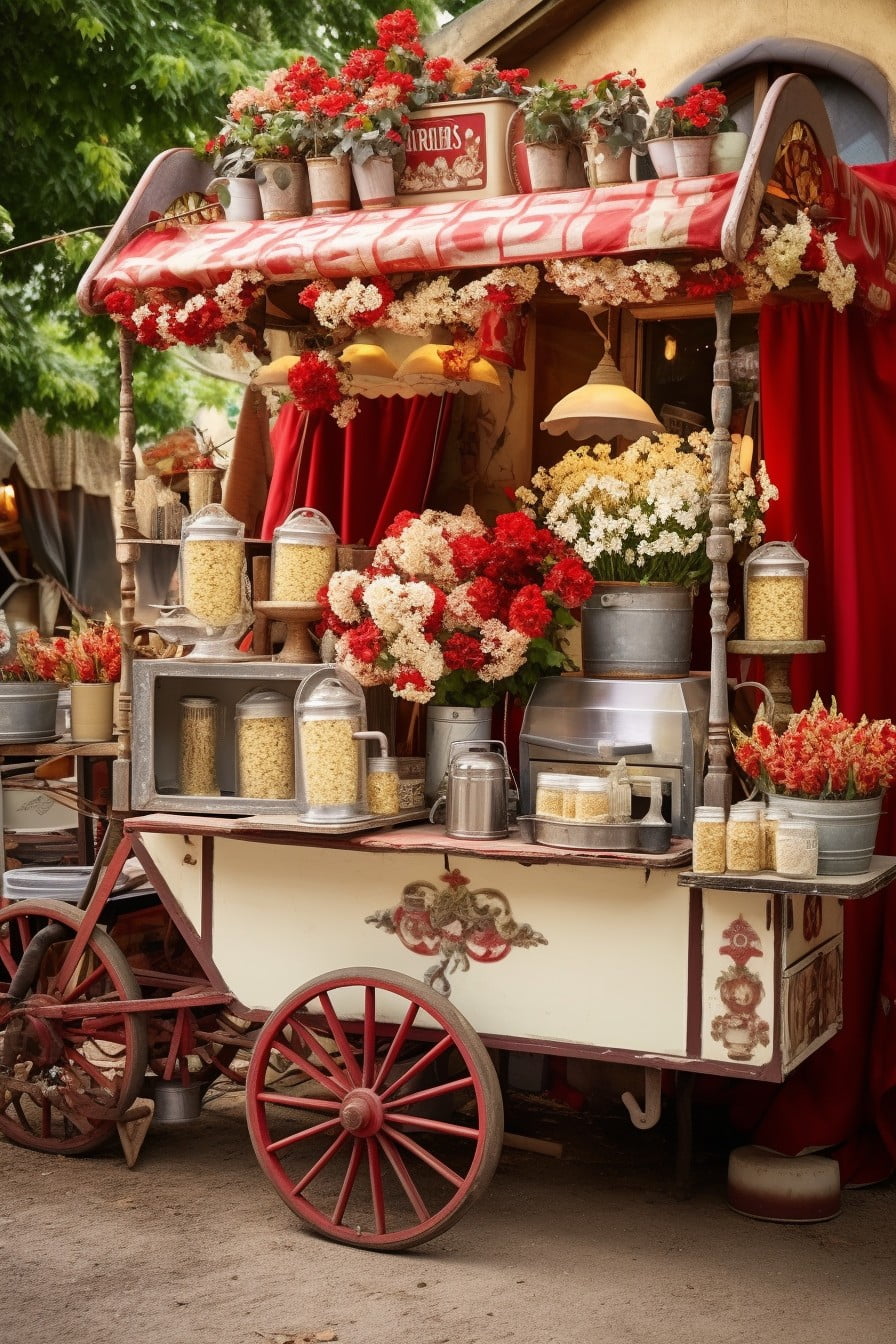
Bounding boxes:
540 308 663 440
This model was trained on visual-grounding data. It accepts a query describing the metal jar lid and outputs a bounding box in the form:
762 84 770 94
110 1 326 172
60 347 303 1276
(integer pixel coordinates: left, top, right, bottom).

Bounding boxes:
368 755 398 773
744 540 808 578
181 504 244 543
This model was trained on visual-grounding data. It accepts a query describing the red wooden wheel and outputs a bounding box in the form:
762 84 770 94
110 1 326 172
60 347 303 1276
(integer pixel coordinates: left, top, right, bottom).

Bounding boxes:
0 900 148 1154
246 966 503 1250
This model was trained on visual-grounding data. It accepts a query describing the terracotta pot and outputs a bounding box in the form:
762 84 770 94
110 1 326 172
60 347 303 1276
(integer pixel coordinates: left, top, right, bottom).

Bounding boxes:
70 681 115 743
524 142 570 193
253 159 310 220
351 154 397 210
672 135 715 178
647 137 678 179
709 130 750 174
306 155 352 215
584 141 632 187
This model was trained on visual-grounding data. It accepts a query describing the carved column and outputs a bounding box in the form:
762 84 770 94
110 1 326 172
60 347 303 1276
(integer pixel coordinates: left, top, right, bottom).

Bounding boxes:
113 330 139 816
704 294 734 812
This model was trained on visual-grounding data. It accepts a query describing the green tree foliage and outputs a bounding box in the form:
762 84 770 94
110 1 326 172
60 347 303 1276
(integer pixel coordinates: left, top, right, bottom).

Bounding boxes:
1 0 475 438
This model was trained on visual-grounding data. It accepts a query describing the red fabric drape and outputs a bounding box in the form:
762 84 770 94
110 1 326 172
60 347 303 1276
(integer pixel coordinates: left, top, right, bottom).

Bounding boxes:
260 395 453 545
730 299 896 1182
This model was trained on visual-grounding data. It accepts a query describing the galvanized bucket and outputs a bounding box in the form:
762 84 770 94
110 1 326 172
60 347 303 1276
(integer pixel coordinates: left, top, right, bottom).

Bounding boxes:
581 583 694 678
0 682 60 743
767 792 884 876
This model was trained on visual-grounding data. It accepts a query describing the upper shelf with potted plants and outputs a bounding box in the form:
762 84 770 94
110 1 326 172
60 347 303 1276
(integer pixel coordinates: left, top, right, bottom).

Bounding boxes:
198 7 749 219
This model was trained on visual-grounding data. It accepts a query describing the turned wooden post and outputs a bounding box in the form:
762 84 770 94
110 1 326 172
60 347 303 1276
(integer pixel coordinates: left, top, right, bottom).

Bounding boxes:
113 330 139 816
704 293 734 812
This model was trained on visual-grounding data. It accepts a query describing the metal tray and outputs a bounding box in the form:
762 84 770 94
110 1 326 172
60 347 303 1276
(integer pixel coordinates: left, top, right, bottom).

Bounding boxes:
233 807 430 836
517 814 648 851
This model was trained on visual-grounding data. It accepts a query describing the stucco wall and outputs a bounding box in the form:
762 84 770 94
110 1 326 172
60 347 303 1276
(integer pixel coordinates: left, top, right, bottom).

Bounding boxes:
526 0 895 135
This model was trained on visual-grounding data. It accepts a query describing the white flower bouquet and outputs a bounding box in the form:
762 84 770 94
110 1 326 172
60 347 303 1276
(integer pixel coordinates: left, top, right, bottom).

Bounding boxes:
516 432 777 587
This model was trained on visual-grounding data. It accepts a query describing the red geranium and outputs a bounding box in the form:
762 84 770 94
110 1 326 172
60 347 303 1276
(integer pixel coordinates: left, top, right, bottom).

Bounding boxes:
508 586 552 638
286 351 343 414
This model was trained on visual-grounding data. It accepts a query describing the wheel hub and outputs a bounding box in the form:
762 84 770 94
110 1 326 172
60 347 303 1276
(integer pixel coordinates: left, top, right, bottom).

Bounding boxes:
339 1087 384 1138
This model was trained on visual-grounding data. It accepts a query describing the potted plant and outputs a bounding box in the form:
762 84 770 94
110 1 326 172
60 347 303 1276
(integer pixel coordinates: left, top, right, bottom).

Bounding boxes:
0 629 67 743
576 69 649 187
60 618 121 743
645 97 678 179
734 695 896 874
519 79 582 192
318 505 594 799
204 72 311 220
338 73 416 209
516 432 777 677
670 83 731 177
273 58 353 214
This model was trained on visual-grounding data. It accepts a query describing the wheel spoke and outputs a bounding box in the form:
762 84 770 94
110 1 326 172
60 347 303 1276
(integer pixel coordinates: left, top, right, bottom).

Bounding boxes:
255 1092 340 1114
61 962 108 1004
268 1035 348 1099
381 1123 465 1188
366 1137 387 1235
382 1112 480 1140
63 1045 122 1093
267 1115 341 1154
288 1127 350 1195
284 1013 354 1091
332 1136 364 1226
0 934 18 979
371 1000 420 1092
383 1074 474 1111
362 986 376 1088
378 1132 430 1223
11 1096 33 1133
317 992 362 1086
41 1098 52 1139
378 1033 454 1103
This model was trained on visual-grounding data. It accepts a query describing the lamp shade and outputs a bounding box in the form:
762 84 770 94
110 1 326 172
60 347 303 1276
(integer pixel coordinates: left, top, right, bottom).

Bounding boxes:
394 343 501 396
251 355 301 386
540 352 663 440
338 343 403 397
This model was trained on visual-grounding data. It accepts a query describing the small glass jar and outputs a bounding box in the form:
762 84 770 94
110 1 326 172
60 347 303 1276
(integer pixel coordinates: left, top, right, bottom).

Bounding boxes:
180 505 246 630
367 755 400 815
744 541 808 642
179 696 220 796
726 803 763 873
235 690 294 799
574 776 610 822
294 670 367 820
775 819 819 878
692 805 727 874
535 772 577 819
270 508 338 605
763 803 791 870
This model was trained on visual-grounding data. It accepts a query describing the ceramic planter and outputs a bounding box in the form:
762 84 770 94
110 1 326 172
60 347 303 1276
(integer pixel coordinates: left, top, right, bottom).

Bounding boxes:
672 135 715 178
584 141 632 187
254 159 310 219
70 681 115 743
524 143 570 192
351 154 397 210
207 176 263 222
709 130 750 174
306 155 352 215
647 137 678 179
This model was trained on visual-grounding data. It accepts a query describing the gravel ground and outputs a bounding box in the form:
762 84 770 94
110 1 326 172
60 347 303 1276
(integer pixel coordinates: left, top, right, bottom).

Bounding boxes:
2 1082 894 1344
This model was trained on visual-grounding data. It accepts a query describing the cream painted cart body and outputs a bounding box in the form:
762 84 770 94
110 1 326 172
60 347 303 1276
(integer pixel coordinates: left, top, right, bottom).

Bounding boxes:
2 74 895 1250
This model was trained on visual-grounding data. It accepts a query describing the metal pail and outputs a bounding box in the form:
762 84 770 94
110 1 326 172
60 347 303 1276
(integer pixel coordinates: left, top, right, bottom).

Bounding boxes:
581 583 694 678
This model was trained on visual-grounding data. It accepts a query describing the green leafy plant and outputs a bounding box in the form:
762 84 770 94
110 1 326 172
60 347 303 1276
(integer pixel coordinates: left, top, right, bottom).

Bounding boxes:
519 79 581 146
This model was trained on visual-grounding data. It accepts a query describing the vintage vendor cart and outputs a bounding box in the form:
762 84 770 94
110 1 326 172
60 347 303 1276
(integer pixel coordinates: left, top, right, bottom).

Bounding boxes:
1 74 894 1250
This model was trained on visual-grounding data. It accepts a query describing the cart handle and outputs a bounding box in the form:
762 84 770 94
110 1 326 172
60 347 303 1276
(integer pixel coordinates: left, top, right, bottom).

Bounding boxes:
520 732 653 759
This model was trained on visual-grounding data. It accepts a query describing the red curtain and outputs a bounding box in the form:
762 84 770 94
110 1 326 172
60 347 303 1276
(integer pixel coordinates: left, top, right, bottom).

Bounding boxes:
261 394 453 545
730 298 896 1182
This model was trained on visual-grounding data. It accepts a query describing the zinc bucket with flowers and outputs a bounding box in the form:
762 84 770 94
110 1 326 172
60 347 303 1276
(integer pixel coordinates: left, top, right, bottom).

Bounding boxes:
735 696 896 874
517 432 777 677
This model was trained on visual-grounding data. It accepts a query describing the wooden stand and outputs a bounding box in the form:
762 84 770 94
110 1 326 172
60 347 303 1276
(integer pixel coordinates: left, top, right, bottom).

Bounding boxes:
252 600 322 663
728 639 826 730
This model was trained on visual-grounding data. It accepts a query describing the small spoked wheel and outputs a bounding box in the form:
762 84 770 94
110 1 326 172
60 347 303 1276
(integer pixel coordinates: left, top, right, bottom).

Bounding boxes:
246 967 503 1250
0 900 148 1154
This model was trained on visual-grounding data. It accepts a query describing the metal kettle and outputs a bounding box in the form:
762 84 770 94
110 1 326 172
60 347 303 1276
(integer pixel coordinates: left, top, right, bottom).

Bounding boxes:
436 740 510 840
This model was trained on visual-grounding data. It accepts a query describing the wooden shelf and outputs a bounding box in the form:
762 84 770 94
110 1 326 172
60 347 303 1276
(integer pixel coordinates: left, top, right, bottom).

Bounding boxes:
0 739 118 758
677 854 896 900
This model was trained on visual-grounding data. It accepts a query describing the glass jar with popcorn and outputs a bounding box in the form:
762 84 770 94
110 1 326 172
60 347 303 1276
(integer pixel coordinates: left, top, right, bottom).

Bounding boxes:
179 696 220 797
270 508 338 606
235 689 295 800
743 541 808 642
294 668 368 820
367 755 400 815
179 505 247 631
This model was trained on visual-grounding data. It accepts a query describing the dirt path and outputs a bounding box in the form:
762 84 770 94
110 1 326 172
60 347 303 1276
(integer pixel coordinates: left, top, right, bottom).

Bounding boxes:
2 1084 894 1344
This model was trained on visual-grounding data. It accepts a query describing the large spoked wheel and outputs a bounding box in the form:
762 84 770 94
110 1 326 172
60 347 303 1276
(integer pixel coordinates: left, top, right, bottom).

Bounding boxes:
246 967 503 1251
0 900 148 1154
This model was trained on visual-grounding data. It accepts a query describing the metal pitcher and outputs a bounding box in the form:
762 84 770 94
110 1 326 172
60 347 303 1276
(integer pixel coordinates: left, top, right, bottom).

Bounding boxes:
434 740 510 840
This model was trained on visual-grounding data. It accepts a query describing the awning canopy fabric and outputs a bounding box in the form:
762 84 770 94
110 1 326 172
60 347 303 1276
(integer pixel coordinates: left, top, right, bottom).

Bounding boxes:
84 174 737 307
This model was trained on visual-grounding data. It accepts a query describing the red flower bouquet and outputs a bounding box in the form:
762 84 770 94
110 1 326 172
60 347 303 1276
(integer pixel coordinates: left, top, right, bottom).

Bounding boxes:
61 618 122 685
320 506 594 707
734 695 896 800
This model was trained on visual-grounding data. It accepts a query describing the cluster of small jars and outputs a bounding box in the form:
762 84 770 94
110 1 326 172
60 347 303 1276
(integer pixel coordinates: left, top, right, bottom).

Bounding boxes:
535 771 631 823
692 799 818 878
177 670 401 818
